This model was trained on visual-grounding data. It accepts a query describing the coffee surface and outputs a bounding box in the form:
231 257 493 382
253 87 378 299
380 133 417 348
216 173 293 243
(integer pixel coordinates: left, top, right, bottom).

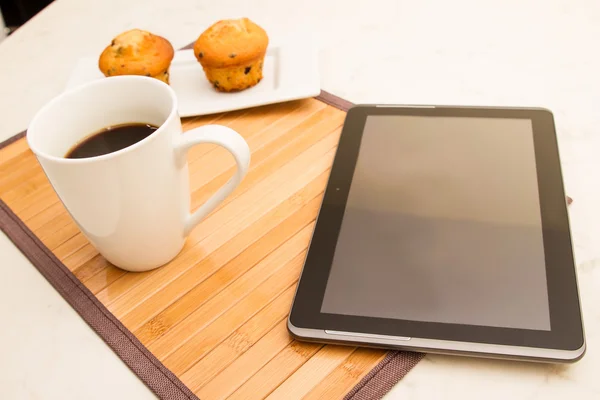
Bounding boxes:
66 123 158 159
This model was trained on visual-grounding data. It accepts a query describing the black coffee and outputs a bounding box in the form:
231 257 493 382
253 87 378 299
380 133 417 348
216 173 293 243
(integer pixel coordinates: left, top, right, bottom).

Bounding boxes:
66 123 158 159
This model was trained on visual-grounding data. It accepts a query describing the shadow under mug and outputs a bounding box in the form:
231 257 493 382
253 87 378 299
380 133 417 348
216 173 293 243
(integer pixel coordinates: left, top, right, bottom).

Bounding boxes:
27 76 251 272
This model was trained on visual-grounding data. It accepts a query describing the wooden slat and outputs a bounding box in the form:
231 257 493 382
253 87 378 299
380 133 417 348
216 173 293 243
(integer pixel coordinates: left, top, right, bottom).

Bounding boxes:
227 341 323 400
0 99 391 399
38 217 79 249
63 243 99 270
35 211 73 240
0 137 29 163
6 177 60 214
0 152 40 193
0 170 50 205
304 348 388 400
195 320 294 400
265 345 356 399
181 288 295 392
52 232 88 260
73 254 111 282
150 224 313 361
165 266 301 375
83 265 127 294
25 201 65 231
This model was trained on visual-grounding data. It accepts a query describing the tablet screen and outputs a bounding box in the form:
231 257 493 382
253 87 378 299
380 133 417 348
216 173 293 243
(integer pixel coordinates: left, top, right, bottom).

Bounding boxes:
321 115 551 331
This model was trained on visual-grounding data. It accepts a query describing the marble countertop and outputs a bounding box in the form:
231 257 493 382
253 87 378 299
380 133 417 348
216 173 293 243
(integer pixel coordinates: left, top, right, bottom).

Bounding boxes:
1 0 599 398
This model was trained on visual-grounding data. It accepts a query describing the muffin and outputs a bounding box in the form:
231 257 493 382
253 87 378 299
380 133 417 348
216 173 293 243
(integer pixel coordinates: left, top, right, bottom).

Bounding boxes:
193 18 268 92
99 29 174 84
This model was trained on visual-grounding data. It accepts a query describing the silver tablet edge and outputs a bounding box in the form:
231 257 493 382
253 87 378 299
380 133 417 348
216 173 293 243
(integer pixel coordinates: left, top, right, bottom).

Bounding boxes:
371 104 554 112
287 318 586 363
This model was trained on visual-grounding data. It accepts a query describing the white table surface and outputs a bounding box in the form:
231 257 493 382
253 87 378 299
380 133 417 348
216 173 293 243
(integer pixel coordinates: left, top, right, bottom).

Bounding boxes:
1 0 599 399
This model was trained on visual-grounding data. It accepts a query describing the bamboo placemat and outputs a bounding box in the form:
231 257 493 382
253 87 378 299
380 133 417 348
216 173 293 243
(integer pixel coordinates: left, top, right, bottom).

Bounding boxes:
0 91 424 399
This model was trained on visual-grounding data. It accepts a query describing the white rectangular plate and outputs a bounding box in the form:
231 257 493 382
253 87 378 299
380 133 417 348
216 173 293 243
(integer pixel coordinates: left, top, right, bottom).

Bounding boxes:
66 41 320 118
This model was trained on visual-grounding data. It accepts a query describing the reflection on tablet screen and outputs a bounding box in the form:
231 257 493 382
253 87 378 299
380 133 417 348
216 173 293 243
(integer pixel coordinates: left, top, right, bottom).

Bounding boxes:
321 116 551 331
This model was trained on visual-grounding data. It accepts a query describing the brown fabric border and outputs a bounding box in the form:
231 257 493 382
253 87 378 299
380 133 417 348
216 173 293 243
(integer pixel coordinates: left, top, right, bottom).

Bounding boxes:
0 130 26 149
315 90 355 112
345 352 425 400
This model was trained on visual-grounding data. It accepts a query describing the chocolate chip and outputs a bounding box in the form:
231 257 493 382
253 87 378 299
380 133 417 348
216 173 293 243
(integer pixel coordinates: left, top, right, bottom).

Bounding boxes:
121 64 125 67
198 51 204 58
213 80 220 88
229 53 237 58
244 66 251 74
146 73 151 76
111 40 116 46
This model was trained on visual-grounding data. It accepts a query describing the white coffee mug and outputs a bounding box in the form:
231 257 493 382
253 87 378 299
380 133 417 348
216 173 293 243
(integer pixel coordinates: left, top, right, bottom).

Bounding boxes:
27 76 250 272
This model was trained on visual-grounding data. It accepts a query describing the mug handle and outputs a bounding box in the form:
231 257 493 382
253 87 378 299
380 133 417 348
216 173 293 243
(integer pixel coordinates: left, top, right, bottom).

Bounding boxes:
175 125 251 236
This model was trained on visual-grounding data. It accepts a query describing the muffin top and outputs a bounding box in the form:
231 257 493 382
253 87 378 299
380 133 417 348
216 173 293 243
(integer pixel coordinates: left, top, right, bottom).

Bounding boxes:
98 29 174 77
193 18 268 68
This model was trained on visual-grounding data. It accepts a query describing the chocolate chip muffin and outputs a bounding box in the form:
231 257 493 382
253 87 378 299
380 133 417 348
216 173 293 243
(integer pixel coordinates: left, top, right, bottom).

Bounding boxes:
99 29 174 84
193 18 268 92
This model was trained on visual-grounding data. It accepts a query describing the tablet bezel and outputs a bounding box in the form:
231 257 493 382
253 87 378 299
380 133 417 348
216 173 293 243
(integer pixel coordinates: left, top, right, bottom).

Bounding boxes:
289 105 585 356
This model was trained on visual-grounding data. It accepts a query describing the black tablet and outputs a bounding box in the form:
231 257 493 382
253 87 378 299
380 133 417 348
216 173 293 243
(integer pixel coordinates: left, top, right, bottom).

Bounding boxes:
288 105 585 363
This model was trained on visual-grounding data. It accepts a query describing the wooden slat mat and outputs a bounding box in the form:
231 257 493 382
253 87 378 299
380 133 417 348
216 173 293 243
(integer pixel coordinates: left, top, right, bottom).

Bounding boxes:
0 91 423 400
